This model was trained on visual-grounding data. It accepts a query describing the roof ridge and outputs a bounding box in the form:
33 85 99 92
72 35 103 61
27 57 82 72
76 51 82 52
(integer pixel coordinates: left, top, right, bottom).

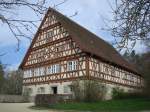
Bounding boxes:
49 7 112 47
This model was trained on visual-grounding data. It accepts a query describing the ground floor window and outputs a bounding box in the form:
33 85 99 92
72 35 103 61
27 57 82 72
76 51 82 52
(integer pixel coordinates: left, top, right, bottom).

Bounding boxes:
37 87 45 94
64 86 69 93
64 85 73 94
28 88 33 95
23 87 32 95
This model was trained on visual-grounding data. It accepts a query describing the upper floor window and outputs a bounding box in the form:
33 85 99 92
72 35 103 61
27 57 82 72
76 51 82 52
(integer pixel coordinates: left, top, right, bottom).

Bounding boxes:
67 60 77 71
39 67 45 76
47 64 61 74
24 70 32 78
104 67 109 73
23 71 27 78
34 68 39 76
122 73 127 79
115 70 120 77
111 69 115 76
46 30 54 38
33 67 45 77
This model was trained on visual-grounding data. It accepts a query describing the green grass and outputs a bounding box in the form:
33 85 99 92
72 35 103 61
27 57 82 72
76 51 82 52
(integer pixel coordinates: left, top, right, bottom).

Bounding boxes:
33 99 150 112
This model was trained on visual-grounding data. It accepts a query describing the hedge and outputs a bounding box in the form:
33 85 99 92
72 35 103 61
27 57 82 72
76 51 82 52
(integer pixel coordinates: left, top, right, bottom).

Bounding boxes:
35 94 72 106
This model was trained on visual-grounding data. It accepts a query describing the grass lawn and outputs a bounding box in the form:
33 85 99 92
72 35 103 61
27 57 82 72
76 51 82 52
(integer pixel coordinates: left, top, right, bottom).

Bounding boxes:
33 99 150 112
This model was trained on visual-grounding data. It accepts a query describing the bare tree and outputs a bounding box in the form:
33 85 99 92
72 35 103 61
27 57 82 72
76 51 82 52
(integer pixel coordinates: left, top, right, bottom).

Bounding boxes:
0 61 5 93
105 0 150 52
0 52 6 57
1 70 23 95
0 0 70 51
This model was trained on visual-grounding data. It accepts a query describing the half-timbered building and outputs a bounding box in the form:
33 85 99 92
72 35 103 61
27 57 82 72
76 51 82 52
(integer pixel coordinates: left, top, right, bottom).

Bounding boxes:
19 8 144 99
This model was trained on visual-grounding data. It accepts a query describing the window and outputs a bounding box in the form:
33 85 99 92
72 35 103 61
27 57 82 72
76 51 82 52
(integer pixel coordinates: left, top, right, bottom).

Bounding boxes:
23 87 32 95
34 67 45 76
41 87 45 93
56 64 61 73
56 47 60 52
29 70 32 77
122 73 127 79
64 86 69 93
127 74 130 80
68 42 76 49
47 66 52 74
67 60 77 71
24 70 32 78
131 75 134 81
37 87 45 94
69 85 73 92
111 69 115 76
39 67 45 76
115 70 120 77
104 67 108 73
23 71 27 78
137 77 140 83
46 30 54 38
28 88 32 95
34 68 40 76
47 64 61 74
64 85 73 93
100 63 104 72
37 88 40 93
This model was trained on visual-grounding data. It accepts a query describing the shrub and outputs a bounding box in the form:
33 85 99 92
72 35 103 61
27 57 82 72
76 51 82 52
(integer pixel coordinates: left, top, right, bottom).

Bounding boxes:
112 88 146 100
72 80 107 102
35 94 72 106
22 87 30 102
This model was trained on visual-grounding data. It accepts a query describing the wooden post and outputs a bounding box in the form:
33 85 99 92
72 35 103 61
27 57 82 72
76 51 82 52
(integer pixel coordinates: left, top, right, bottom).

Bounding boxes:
85 56 90 80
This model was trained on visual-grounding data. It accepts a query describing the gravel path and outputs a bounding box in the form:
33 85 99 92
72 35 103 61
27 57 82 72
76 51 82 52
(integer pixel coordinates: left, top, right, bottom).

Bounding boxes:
0 103 80 112
0 103 149 112
0 103 52 112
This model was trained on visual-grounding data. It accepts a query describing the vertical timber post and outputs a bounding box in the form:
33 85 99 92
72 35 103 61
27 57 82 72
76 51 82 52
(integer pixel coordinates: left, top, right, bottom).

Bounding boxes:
85 56 90 80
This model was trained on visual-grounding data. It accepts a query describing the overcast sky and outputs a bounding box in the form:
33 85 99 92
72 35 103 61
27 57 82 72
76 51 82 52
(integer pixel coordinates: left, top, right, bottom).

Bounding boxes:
0 0 145 70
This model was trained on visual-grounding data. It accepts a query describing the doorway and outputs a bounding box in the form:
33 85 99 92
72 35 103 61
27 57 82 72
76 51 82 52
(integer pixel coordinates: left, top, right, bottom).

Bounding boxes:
51 86 57 94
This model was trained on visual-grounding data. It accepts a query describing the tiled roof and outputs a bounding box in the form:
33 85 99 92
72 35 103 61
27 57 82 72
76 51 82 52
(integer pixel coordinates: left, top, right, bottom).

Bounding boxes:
49 8 140 75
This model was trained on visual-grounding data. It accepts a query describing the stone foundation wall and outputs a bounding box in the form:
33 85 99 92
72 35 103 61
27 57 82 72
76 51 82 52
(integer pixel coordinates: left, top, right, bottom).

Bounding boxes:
23 81 138 101
0 95 29 103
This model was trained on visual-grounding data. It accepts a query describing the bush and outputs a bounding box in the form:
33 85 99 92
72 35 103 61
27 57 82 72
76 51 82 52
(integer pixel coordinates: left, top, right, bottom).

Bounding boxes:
112 88 146 100
72 80 107 102
35 94 72 106
22 87 30 102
